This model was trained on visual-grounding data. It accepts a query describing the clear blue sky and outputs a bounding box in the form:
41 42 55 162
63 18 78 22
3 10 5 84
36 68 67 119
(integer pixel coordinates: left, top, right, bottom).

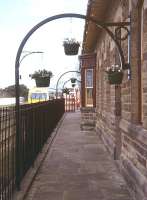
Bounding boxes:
0 0 88 89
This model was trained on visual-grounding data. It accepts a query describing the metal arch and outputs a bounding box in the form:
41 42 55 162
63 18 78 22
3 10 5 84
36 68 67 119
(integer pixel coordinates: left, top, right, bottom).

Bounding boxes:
15 13 130 107
55 70 80 98
62 79 72 89
15 13 130 106
15 13 130 189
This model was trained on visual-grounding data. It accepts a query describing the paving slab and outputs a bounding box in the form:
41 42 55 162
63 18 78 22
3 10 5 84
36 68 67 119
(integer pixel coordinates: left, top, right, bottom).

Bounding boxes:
25 111 133 200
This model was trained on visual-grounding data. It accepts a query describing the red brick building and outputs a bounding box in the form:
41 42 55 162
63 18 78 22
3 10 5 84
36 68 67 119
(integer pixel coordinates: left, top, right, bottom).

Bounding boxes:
80 0 147 199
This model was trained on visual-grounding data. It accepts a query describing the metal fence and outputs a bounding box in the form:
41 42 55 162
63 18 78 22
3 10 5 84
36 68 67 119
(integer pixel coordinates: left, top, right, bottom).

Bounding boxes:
0 106 16 200
0 99 65 200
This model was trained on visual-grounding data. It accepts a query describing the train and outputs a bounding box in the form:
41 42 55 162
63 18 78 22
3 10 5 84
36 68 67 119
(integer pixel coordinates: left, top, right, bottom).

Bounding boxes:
28 87 56 103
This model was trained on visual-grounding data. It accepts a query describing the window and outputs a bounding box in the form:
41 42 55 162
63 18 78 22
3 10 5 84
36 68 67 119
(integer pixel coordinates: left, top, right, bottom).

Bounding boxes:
85 69 93 107
31 93 47 100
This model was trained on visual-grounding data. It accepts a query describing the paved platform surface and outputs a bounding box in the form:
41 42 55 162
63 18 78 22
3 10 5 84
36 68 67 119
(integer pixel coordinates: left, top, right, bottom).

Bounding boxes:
25 111 133 200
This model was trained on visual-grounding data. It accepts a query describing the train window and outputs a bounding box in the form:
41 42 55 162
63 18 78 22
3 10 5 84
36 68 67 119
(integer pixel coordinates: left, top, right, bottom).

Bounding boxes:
31 93 47 99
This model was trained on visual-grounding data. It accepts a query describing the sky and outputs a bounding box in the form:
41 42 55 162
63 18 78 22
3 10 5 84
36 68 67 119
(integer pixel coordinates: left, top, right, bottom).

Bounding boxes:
0 0 88 89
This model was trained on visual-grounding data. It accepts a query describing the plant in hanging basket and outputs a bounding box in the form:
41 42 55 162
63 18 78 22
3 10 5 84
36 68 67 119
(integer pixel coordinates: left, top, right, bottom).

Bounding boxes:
70 78 77 83
62 88 70 94
63 38 80 55
72 83 76 87
31 69 53 87
105 65 123 85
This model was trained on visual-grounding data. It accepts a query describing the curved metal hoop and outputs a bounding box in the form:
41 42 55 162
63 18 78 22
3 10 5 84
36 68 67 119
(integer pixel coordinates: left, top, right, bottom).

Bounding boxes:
55 70 80 98
62 78 81 89
115 26 130 41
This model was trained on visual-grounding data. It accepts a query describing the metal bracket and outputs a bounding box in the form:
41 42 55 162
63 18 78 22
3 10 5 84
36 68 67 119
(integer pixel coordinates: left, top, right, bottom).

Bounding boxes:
115 26 130 41
95 22 131 70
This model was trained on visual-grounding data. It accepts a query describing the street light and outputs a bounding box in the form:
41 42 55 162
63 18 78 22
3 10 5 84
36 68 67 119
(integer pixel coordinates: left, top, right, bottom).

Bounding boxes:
19 51 44 79
20 51 44 64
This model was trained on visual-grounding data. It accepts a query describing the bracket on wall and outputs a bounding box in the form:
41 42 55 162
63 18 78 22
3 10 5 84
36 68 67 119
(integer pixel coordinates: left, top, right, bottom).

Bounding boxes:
115 25 131 70
94 21 131 70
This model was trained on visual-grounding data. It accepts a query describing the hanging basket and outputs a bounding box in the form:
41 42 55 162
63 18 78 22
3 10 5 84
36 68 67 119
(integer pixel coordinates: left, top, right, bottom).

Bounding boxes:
71 78 76 83
63 39 80 55
108 71 123 85
72 83 76 87
35 77 50 87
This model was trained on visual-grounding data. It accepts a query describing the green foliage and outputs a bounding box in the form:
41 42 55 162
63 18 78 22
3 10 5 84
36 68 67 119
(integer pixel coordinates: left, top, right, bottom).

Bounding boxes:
31 69 53 79
62 88 70 94
105 65 122 74
63 38 80 46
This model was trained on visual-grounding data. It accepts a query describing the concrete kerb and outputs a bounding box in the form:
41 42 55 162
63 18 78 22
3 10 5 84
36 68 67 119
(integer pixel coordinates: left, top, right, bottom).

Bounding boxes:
13 113 66 200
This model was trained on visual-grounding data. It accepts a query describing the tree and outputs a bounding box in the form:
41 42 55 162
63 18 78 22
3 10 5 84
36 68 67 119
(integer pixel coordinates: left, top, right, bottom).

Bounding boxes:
4 84 29 99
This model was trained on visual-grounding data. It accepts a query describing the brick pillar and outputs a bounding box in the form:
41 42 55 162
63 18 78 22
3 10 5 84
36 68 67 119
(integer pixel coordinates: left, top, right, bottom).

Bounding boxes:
130 2 142 124
142 6 147 128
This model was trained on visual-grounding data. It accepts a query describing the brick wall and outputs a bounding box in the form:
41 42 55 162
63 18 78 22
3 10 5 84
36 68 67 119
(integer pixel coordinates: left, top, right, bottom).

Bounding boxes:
80 107 96 131
143 6 147 129
94 0 147 199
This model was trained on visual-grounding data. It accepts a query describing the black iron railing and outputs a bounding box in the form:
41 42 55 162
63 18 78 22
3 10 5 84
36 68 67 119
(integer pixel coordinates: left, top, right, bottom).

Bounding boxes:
0 107 16 200
0 99 65 200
